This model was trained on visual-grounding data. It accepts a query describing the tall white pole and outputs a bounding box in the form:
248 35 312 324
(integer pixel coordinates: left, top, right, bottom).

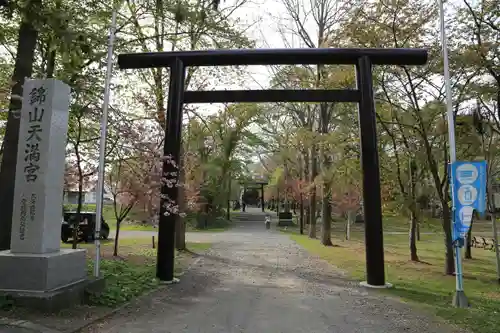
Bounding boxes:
94 8 118 278
440 3 455 163
439 0 468 307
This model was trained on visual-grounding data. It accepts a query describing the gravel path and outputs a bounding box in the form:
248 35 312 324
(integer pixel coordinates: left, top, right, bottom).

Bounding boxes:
88 211 463 333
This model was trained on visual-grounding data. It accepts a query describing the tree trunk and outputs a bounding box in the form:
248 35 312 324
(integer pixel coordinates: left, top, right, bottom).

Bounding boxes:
175 145 186 250
297 151 304 234
276 192 280 216
0 0 40 250
320 194 332 246
346 210 355 240
308 146 317 239
442 205 455 275
73 177 84 249
319 98 332 245
113 222 121 256
299 193 304 235
465 218 474 259
46 49 56 78
72 140 85 249
409 159 419 261
284 161 290 213
303 150 310 227
409 210 419 261
198 156 208 229
204 203 210 228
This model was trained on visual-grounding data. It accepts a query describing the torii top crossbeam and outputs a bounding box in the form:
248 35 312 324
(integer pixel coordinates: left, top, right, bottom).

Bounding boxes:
118 48 427 69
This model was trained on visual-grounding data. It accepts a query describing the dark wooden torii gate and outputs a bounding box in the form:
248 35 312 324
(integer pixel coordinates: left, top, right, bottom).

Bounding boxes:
238 180 268 212
117 47 428 288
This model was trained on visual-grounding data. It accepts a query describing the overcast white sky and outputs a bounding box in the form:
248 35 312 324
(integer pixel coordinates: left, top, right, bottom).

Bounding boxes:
150 0 327 117
218 0 282 89
196 0 316 91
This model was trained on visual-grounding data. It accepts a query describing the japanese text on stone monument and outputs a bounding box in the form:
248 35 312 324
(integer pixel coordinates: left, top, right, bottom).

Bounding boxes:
18 85 46 241
23 86 46 183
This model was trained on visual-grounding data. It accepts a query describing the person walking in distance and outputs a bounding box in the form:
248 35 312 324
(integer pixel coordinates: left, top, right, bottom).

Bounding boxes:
265 214 271 230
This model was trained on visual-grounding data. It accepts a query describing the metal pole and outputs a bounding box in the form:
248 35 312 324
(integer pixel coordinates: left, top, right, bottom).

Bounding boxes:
481 112 500 283
94 7 118 278
488 187 500 283
157 58 185 282
356 56 387 287
438 0 468 307
481 113 500 281
492 213 500 283
477 99 500 281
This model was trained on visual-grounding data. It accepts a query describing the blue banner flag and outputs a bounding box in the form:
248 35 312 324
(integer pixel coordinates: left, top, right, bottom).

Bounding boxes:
451 161 487 243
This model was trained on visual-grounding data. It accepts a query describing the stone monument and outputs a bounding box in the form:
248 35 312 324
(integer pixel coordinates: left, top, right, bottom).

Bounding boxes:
0 79 87 308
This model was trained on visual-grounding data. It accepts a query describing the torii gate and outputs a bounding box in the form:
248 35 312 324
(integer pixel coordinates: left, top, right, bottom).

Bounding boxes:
239 179 268 212
117 47 427 288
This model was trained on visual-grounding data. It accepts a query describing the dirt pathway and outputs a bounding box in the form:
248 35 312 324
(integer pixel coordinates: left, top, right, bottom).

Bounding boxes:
85 211 463 333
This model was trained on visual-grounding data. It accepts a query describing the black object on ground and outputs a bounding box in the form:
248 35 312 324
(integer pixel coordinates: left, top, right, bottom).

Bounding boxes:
61 211 110 243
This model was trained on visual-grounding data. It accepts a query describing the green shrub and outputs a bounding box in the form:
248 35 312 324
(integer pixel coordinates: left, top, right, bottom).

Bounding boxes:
86 260 158 307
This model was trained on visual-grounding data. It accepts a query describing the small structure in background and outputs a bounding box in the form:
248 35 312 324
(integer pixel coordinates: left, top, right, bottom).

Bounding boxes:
63 181 114 205
239 178 268 212
278 211 294 226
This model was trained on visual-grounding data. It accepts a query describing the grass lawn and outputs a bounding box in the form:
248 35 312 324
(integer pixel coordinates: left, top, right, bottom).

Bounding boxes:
295 212 495 236
287 224 500 333
381 213 493 234
64 204 157 232
116 223 158 232
60 238 211 307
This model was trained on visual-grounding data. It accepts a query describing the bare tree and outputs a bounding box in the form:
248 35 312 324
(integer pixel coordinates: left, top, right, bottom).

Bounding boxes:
268 0 358 242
